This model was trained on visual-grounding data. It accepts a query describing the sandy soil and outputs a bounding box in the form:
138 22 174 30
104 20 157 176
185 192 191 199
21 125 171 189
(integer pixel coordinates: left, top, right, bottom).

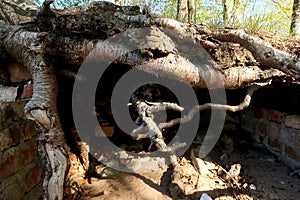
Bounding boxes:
65 137 300 200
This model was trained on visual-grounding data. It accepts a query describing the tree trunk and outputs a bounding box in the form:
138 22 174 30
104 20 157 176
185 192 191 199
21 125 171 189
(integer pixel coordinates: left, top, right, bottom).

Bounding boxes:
233 0 241 26
222 0 233 26
188 0 195 22
177 0 194 22
291 0 300 36
0 1 300 200
115 0 125 6
177 0 188 22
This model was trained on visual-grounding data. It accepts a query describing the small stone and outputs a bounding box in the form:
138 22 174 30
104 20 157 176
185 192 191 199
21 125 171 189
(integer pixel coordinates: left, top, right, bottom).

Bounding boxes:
191 150 215 176
249 184 257 190
285 115 300 129
200 193 212 200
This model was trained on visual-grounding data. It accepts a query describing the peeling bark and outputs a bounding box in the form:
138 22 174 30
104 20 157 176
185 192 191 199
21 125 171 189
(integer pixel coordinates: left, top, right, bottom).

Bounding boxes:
159 83 267 129
291 0 300 36
2 22 68 200
154 18 300 79
0 86 18 101
0 1 299 199
222 0 233 26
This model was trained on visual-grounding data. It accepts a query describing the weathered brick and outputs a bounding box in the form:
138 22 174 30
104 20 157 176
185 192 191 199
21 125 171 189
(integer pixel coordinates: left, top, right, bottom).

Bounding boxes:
0 100 40 199
0 104 14 131
0 126 26 151
7 63 32 83
25 164 41 192
0 101 27 131
268 138 282 150
22 121 37 140
279 128 296 147
285 115 300 129
240 107 300 164
23 183 42 200
0 139 37 181
258 121 282 138
285 145 300 161
240 115 260 133
258 120 269 135
0 129 13 151
0 181 23 200
265 109 286 123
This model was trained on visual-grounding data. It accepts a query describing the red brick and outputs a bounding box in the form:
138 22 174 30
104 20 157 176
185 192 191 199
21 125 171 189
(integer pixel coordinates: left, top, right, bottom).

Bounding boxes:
7 63 32 83
265 109 286 123
25 165 41 192
285 115 300 129
285 145 300 161
259 121 282 138
0 140 37 181
269 138 282 150
22 121 37 140
0 129 13 151
21 83 33 99
0 182 23 200
278 128 296 147
258 120 270 135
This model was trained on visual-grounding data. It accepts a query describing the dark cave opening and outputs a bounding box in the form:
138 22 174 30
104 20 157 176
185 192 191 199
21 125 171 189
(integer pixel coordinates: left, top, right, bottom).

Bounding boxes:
55 62 300 176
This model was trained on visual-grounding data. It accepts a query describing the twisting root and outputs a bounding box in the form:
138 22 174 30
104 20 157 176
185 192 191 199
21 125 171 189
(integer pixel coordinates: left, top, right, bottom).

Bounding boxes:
131 83 269 167
159 83 269 129
131 101 186 166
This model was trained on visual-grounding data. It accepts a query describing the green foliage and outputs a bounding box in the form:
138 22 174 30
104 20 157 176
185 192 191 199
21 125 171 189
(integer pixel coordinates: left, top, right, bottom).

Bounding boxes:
162 0 177 18
241 0 293 35
30 0 293 36
162 0 293 36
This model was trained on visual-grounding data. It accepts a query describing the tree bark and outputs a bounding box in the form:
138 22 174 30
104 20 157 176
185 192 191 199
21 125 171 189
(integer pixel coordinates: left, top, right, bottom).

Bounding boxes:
177 0 188 22
0 1 299 199
2 23 68 199
115 0 125 6
177 0 194 22
291 0 300 37
188 0 195 22
233 0 241 26
222 0 233 26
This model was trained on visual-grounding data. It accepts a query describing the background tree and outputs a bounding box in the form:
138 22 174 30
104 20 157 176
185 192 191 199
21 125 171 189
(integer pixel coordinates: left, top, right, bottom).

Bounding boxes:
164 0 293 35
188 0 195 22
291 0 300 36
177 0 188 21
222 0 233 26
177 0 195 22
0 0 299 199
115 0 125 6
233 0 242 26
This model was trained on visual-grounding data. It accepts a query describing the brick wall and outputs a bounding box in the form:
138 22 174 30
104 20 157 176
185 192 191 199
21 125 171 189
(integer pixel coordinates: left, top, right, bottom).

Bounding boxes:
241 107 300 167
0 101 41 200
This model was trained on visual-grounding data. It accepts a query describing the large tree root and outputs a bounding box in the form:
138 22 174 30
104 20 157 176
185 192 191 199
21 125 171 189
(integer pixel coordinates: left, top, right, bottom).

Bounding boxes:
154 18 300 79
2 25 69 200
0 1 299 199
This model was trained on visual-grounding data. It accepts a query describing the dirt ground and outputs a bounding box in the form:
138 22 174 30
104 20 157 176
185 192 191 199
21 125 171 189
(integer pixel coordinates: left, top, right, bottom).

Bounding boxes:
65 133 300 200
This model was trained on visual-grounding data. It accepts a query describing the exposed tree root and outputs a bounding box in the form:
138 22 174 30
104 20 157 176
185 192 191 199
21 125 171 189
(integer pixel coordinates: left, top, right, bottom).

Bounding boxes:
159 83 267 129
2 22 68 200
154 18 300 79
130 83 267 168
0 1 299 199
